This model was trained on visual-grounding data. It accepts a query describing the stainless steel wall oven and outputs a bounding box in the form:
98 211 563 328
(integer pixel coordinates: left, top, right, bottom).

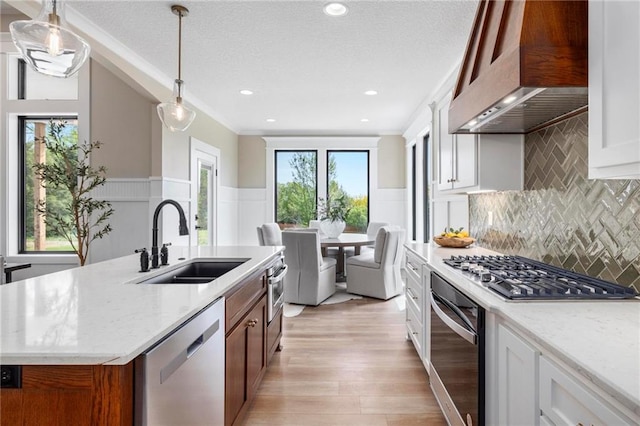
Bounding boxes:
430 271 485 426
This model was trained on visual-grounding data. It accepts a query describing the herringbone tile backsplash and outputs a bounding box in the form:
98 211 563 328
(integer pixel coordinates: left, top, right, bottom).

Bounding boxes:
470 112 640 291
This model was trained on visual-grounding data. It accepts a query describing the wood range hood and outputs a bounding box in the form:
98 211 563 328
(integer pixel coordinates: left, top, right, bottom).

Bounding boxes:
449 0 588 134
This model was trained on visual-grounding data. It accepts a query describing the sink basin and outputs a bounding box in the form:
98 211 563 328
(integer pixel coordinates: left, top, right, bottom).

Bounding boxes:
138 259 248 284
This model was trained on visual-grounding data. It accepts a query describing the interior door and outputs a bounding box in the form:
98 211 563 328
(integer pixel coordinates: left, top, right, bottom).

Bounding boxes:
196 159 216 246
191 137 219 247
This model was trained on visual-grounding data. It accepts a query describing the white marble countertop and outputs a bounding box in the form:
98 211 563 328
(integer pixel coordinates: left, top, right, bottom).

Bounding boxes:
405 242 640 419
0 246 283 366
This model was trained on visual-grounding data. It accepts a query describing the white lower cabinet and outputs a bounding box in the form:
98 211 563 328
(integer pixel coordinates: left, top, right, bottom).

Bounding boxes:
487 315 637 426
496 323 539 426
539 356 634 426
421 263 431 369
404 249 430 371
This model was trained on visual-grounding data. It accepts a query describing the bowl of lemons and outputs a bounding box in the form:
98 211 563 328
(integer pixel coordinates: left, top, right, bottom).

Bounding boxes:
433 227 475 248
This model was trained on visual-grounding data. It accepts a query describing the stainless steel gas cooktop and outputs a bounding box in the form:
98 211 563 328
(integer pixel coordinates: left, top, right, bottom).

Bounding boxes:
443 255 639 301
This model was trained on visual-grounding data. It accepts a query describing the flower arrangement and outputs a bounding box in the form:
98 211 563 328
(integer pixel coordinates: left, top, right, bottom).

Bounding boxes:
318 195 351 222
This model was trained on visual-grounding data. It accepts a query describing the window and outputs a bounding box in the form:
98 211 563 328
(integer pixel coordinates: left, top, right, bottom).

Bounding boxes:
423 133 430 241
19 117 78 253
327 151 369 233
275 150 317 228
265 137 378 233
412 144 417 240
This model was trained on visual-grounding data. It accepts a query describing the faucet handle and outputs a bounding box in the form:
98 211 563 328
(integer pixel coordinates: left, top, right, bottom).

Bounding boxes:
160 243 171 266
135 248 150 272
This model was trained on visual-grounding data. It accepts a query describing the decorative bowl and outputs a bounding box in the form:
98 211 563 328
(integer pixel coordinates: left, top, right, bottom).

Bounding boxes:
433 236 475 248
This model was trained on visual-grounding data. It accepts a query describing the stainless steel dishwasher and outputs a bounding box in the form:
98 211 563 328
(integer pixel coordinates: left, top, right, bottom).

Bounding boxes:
135 297 225 425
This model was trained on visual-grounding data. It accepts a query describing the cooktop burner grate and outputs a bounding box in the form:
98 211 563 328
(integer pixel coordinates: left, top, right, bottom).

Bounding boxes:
443 255 638 300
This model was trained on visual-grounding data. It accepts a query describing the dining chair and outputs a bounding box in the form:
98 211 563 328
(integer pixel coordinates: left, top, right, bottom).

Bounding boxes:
281 230 336 306
360 221 390 254
345 226 405 300
256 223 282 246
308 220 326 237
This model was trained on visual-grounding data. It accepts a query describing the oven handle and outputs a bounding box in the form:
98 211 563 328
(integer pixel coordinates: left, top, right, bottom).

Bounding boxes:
430 292 477 345
268 264 288 285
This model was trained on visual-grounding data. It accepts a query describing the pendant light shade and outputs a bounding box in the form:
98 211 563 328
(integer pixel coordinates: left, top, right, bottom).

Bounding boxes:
10 0 90 78
157 5 196 132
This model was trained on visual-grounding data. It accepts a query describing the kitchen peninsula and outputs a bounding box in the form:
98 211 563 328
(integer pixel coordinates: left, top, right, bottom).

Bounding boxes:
0 246 283 425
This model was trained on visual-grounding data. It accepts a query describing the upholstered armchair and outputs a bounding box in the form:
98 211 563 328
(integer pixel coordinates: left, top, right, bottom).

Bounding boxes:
345 226 405 300
282 230 337 306
256 223 282 246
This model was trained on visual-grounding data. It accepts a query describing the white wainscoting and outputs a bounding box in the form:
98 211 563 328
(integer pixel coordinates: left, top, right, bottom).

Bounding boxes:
90 177 193 264
370 188 407 232
89 178 153 263
218 186 239 246
238 189 268 246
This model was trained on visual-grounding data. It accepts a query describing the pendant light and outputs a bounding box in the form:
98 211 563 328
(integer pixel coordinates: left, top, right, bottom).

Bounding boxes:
9 0 90 78
157 5 196 132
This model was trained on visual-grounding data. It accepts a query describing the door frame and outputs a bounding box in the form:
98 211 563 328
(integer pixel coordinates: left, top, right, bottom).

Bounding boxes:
190 137 220 247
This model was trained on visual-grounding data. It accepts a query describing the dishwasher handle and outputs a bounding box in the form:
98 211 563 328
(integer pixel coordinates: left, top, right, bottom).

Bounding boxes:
160 319 220 384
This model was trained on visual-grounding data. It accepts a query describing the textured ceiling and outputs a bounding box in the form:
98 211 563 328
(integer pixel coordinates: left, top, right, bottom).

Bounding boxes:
8 0 479 135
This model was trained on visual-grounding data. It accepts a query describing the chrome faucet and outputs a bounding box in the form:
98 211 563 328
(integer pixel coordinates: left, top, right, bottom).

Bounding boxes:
151 200 189 268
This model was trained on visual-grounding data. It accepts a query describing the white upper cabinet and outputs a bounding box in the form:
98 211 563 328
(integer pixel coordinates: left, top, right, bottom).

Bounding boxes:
435 92 524 194
589 0 640 179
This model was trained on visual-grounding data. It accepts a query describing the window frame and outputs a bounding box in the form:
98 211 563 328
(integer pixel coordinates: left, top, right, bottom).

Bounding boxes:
1 40 89 263
18 115 78 254
274 149 318 226
326 150 370 232
264 137 379 227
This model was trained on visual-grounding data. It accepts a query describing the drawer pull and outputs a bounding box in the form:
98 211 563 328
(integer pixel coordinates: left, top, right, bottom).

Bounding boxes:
406 288 419 300
246 319 259 328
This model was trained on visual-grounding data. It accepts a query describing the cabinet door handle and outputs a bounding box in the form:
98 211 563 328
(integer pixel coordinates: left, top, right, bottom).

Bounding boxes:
246 319 257 328
407 288 418 300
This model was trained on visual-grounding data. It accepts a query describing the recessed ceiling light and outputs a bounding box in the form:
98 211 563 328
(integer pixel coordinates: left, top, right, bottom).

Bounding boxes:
240 89 254 95
364 90 378 96
361 118 369 122
266 118 276 123
323 2 348 17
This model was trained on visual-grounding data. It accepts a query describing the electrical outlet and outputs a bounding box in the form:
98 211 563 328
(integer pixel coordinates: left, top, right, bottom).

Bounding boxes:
0 365 21 388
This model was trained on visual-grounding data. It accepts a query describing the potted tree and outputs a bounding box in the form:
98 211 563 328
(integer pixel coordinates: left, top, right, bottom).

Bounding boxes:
318 195 351 238
33 120 114 266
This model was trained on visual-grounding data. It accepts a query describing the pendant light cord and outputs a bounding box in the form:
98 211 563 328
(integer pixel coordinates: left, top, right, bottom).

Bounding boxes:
177 9 183 81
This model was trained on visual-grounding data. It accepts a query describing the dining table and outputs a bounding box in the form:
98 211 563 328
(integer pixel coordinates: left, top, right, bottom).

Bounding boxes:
320 233 374 279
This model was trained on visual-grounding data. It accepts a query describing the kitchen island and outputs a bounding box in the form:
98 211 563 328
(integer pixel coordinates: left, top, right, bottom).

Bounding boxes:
405 243 640 425
0 245 283 425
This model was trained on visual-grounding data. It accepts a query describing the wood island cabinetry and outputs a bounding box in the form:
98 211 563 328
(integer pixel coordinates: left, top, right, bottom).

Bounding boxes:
0 364 133 425
223 269 268 426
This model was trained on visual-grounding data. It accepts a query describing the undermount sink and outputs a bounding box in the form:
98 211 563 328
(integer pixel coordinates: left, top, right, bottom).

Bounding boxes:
137 259 248 284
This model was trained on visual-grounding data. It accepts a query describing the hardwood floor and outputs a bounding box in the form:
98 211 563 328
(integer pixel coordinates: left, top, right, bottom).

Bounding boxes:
242 294 446 425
